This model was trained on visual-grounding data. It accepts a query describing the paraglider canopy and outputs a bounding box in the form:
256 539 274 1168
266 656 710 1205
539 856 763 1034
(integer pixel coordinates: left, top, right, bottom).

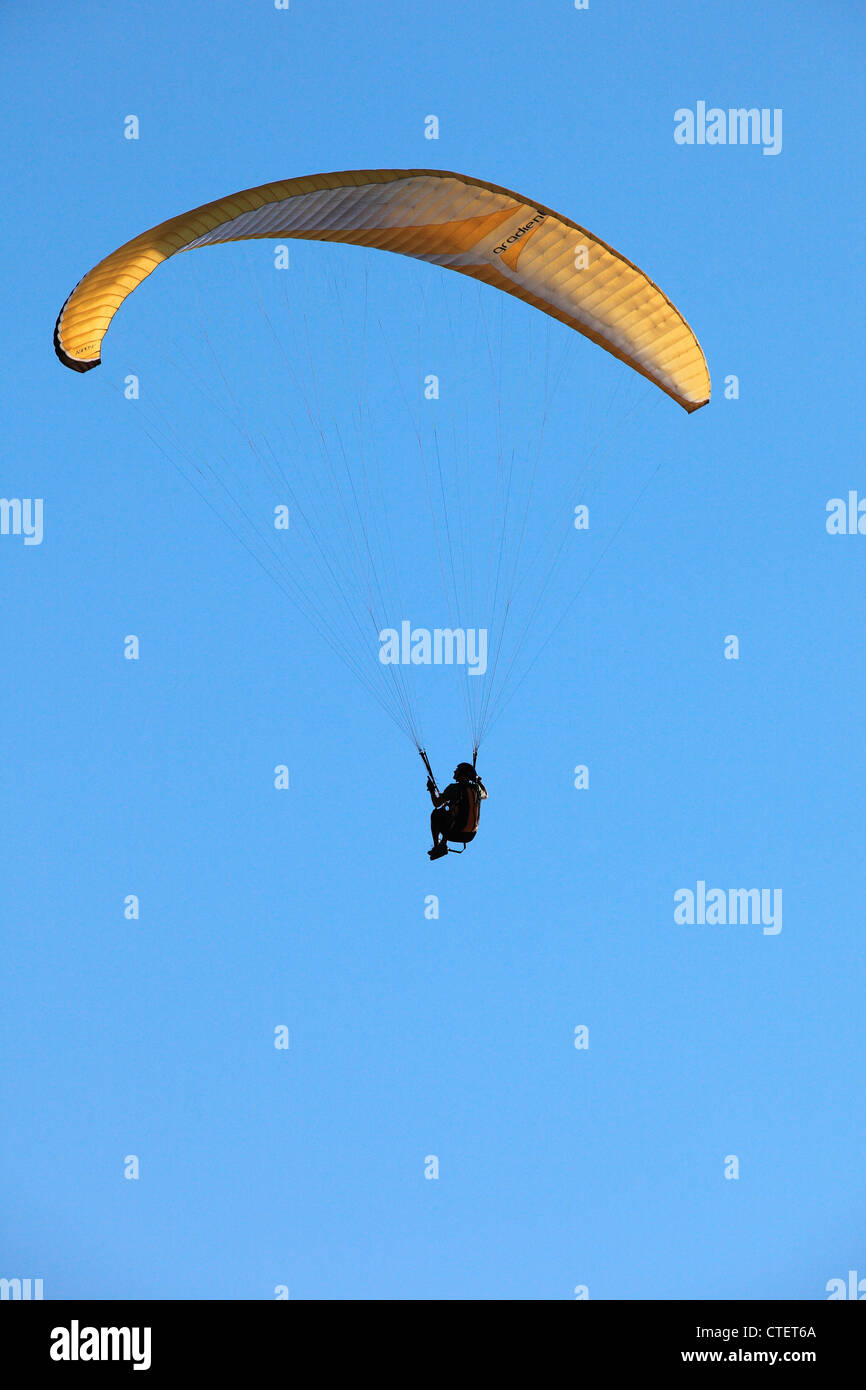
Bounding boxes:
54 167 710 412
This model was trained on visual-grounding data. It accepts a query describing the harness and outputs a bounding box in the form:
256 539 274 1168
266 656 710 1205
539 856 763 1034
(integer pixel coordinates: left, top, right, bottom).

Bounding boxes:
453 784 481 834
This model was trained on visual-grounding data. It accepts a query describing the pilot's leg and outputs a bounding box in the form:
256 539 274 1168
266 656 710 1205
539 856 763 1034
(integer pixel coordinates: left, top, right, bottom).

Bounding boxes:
430 808 450 857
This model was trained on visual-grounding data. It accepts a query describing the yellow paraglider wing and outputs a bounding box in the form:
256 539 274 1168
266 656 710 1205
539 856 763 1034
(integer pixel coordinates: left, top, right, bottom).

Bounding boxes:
54 168 710 411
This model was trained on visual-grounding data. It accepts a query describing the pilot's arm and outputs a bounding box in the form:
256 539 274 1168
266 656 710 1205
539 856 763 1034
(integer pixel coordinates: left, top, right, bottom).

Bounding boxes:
428 778 447 808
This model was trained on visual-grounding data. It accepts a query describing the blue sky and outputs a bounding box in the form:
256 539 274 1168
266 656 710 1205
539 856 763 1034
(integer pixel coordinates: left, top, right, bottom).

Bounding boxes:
2 0 865 1300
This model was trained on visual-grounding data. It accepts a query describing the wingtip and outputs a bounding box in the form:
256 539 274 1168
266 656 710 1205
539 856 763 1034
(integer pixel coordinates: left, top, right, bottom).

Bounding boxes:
53 313 100 373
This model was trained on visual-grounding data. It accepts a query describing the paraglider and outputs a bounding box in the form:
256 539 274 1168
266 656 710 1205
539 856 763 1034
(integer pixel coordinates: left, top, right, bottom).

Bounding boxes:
54 167 710 860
